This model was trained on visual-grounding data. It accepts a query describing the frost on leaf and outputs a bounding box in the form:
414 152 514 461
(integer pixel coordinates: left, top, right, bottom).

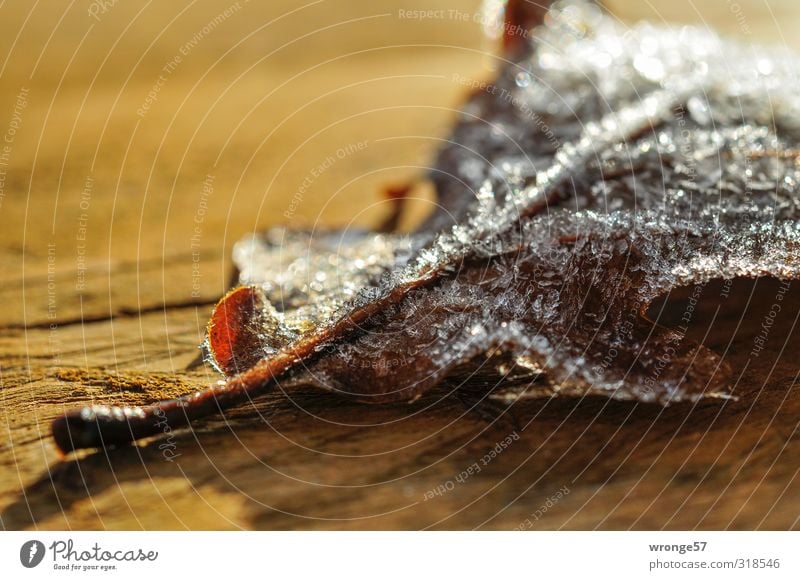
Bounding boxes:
206 0 800 406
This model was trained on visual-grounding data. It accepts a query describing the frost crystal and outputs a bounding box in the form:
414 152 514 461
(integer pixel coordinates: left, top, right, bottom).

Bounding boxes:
211 0 800 405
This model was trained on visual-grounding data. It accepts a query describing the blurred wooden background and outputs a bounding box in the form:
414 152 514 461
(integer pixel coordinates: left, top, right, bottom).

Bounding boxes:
1 0 799 530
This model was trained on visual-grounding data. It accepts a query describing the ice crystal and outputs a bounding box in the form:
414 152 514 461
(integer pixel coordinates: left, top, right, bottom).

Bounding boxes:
209 0 800 405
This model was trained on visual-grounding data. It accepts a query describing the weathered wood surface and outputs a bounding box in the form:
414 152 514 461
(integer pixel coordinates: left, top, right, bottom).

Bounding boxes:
1 0 799 530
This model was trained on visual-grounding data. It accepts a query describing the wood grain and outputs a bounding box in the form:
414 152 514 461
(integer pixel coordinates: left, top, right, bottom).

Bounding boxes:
1 0 799 530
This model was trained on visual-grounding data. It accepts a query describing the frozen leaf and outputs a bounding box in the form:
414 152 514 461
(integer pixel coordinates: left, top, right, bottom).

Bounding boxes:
53 0 800 452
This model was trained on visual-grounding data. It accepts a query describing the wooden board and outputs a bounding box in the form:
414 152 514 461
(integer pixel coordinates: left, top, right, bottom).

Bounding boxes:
1 0 799 530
